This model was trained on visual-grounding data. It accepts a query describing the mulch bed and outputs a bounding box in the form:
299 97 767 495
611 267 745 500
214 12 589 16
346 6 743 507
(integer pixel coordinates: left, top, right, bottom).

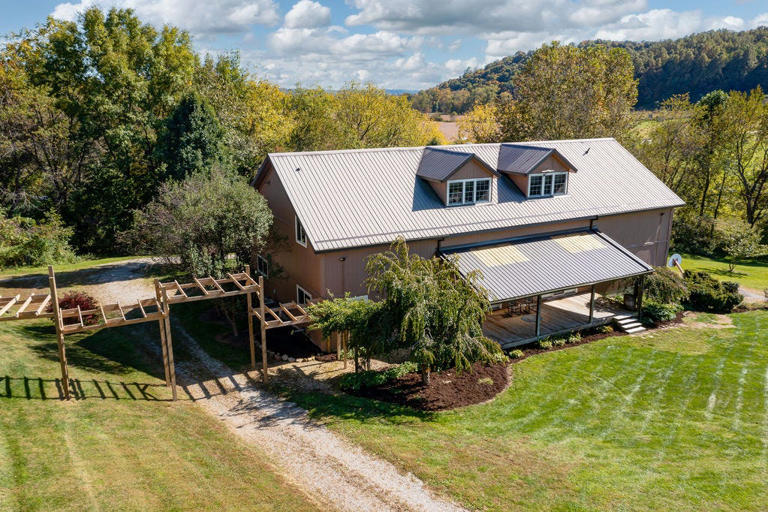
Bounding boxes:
349 361 509 411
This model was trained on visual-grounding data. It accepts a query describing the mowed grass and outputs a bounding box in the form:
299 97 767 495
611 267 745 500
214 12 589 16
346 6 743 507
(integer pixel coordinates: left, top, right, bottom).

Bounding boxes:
681 252 768 292
0 256 145 278
289 311 768 511
0 319 319 512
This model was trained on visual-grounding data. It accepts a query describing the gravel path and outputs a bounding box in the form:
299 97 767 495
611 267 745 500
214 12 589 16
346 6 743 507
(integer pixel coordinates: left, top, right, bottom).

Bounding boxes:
172 323 466 512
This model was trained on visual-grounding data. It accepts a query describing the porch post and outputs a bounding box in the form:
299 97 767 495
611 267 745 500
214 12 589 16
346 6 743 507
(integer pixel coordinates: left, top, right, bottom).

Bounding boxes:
588 285 596 324
535 294 542 338
636 275 646 321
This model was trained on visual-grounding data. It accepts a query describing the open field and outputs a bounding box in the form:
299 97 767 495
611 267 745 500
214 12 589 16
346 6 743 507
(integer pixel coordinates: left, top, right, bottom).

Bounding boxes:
0 317 319 512
287 311 768 511
681 252 768 293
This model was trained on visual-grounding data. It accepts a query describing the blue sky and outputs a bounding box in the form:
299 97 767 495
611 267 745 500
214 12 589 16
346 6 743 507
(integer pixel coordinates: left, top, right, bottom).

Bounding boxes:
2 1 767 90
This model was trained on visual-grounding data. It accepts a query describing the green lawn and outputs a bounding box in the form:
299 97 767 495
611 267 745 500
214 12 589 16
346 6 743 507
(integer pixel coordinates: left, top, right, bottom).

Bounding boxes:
288 311 768 511
0 256 146 278
0 318 318 511
681 252 768 292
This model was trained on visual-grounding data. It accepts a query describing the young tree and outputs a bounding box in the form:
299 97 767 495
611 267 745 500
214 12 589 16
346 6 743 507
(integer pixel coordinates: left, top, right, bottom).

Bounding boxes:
365 239 503 385
721 220 764 272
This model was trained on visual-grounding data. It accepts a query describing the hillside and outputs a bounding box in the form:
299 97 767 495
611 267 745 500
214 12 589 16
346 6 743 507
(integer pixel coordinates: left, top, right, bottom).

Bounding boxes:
411 27 768 112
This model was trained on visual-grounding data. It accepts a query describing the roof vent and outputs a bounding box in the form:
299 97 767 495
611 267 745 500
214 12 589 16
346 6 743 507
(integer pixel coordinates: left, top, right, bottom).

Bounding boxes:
295 167 301 172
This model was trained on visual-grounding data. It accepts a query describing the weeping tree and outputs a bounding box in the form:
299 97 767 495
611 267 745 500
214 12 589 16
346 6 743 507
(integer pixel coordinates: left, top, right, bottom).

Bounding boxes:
365 238 504 385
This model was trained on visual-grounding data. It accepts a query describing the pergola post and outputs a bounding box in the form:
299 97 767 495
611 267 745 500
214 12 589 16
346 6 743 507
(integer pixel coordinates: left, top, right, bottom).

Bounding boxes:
245 265 256 371
48 266 70 400
535 294 542 339
258 275 268 383
589 285 596 324
154 280 171 386
159 285 177 401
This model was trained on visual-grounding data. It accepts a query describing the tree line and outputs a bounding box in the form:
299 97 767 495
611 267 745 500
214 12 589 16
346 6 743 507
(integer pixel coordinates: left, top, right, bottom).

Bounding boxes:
456 41 768 261
0 7 443 260
411 27 768 114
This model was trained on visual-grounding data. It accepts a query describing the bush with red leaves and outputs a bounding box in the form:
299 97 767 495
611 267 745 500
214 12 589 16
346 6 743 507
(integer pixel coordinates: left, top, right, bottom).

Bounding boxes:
53 291 99 325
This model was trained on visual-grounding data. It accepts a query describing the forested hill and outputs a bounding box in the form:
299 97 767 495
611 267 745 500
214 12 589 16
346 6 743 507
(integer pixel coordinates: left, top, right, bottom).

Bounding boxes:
411 27 768 112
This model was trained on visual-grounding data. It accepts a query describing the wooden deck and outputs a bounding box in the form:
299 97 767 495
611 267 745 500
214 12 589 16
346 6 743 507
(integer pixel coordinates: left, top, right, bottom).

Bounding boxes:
483 293 628 348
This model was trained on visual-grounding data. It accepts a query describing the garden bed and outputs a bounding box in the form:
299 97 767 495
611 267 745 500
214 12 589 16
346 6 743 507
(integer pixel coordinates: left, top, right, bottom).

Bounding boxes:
348 361 509 411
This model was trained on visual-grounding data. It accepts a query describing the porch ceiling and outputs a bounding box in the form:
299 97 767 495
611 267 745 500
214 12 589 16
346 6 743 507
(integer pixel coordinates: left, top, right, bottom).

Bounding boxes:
441 229 653 303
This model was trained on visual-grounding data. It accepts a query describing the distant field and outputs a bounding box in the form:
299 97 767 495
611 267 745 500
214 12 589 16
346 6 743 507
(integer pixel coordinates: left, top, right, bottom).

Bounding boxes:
0 318 318 511
681 252 768 292
290 311 768 511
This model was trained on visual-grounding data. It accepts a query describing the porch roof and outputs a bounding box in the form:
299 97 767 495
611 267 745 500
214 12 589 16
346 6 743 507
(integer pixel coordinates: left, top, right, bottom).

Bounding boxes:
441 230 653 303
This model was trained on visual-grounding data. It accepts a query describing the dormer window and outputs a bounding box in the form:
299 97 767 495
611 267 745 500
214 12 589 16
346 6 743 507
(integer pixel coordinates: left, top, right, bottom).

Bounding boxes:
528 172 568 198
447 178 491 206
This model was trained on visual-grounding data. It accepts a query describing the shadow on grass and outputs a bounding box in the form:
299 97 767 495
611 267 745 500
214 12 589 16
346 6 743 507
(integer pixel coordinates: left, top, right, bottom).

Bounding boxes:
277 386 436 425
0 375 175 401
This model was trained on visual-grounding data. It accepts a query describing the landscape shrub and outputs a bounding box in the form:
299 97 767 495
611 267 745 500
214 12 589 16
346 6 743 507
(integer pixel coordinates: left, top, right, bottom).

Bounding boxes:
0 210 76 268
508 349 524 359
597 325 613 334
338 362 418 391
641 301 683 325
567 332 582 344
538 340 552 349
683 271 743 313
644 267 688 304
553 338 566 347
55 291 99 325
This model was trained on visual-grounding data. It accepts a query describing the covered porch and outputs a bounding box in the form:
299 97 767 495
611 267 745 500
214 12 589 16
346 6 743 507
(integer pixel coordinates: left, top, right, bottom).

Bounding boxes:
482 289 631 348
441 229 653 350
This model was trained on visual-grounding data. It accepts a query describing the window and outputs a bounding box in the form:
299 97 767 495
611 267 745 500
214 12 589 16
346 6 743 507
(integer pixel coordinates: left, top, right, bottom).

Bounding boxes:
553 173 567 195
256 254 269 276
296 285 312 305
295 216 307 247
528 172 568 198
446 178 491 206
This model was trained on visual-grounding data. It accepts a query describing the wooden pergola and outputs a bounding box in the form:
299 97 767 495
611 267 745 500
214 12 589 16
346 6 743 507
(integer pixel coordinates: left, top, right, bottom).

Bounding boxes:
0 266 314 400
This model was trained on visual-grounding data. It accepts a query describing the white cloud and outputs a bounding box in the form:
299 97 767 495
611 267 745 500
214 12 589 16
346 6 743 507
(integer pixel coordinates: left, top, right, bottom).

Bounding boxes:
345 0 648 35
594 9 745 41
51 0 280 34
284 0 331 29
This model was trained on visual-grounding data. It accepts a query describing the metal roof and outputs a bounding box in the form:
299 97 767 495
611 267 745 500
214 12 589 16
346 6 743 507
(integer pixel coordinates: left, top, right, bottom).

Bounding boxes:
497 144 576 174
260 138 685 252
442 230 653 302
417 147 498 182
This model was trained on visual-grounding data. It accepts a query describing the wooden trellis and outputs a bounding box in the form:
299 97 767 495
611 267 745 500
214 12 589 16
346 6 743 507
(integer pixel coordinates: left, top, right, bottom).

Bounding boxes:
0 266 316 401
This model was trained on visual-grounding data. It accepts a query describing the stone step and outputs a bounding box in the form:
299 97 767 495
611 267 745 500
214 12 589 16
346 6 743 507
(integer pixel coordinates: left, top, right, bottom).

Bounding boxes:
613 313 638 321
619 321 643 330
624 326 647 334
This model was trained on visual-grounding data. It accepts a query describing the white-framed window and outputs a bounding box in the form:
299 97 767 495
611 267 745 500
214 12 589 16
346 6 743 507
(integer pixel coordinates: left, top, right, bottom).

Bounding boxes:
446 178 491 206
256 254 269 276
296 284 312 305
295 216 307 247
528 172 568 198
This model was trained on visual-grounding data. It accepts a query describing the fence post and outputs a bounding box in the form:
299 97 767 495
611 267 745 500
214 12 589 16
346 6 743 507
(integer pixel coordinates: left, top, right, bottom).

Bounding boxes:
48 266 70 400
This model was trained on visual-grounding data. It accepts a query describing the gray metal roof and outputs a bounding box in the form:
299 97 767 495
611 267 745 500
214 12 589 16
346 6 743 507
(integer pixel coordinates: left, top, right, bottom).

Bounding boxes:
260 138 685 252
416 147 472 181
442 230 653 302
497 144 576 175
